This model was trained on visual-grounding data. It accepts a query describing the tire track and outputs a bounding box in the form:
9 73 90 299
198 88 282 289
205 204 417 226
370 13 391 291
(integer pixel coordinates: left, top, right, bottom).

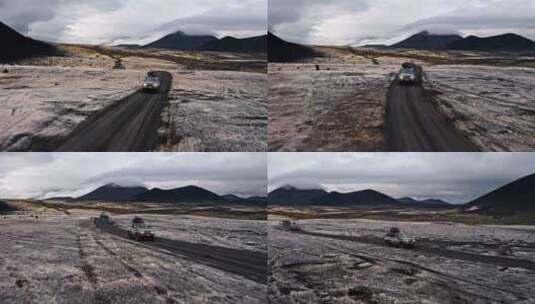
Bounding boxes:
94 218 267 284
55 71 172 152
293 229 535 271
385 65 479 152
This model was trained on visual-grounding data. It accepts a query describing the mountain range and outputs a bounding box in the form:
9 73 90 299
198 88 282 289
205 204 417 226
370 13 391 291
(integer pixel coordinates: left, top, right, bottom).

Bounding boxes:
0 21 58 62
268 32 322 62
390 31 463 50
198 35 266 53
397 197 451 207
268 186 449 209
143 31 218 50
269 173 535 215
390 31 535 52
142 31 266 53
464 173 535 215
0 200 17 213
66 183 265 206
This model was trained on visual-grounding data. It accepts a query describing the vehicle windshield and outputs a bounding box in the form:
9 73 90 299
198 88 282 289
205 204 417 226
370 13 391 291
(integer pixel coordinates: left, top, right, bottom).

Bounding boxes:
145 76 159 82
400 68 414 74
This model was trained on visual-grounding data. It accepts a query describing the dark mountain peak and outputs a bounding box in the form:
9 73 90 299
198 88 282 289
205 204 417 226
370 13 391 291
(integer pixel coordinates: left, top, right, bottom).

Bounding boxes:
221 194 266 206
268 32 321 62
77 184 148 201
178 185 204 190
268 186 327 204
311 189 400 206
359 189 384 195
280 185 297 190
443 33 535 52
102 182 122 188
398 197 420 204
421 199 451 206
220 36 238 41
0 200 17 213
198 34 266 53
132 185 223 203
464 173 535 214
1 21 20 35
1 20 58 62
397 197 451 207
498 33 524 38
391 31 463 50
144 30 218 50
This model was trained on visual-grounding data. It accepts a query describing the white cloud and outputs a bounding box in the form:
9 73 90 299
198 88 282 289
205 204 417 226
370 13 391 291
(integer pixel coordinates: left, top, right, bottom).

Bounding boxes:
269 0 535 46
268 153 535 203
0 153 267 199
0 0 267 44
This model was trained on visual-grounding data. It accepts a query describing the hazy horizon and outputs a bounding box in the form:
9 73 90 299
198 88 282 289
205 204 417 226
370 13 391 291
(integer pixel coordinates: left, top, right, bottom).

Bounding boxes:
268 153 535 204
269 0 535 46
0 153 267 200
0 0 267 45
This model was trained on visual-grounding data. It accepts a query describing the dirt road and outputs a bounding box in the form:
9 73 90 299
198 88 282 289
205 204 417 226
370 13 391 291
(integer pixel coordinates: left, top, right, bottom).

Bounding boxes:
54 71 172 152
385 67 479 152
293 229 535 271
94 218 267 284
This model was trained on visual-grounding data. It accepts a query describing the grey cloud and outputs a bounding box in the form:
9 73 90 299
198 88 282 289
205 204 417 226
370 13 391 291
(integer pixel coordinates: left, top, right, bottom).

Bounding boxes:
0 153 266 199
0 0 59 33
0 0 266 44
268 0 369 43
269 0 535 45
156 0 266 37
268 153 535 204
402 0 535 38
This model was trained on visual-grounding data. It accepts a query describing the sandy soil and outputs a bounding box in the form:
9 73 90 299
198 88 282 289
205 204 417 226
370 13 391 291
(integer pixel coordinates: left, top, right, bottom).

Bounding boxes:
268 46 535 152
159 70 267 152
0 65 144 151
113 214 267 253
0 45 267 152
0 212 266 304
269 219 535 304
424 65 535 151
268 63 391 152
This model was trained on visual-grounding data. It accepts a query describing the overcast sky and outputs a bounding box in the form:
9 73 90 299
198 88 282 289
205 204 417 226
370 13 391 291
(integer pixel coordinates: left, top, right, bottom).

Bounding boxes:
269 0 535 46
0 153 267 200
0 0 267 45
268 153 535 204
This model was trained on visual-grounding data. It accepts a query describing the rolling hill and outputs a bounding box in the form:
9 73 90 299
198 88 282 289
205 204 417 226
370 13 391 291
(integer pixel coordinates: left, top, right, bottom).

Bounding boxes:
268 32 321 62
74 183 265 205
144 31 218 50
268 186 328 204
310 189 401 207
77 183 148 201
443 33 535 52
0 21 58 62
132 185 224 203
0 201 17 213
391 31 462 50
464 174 535 215
398 197 451 208
269 186 454 209
199 35 266 53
